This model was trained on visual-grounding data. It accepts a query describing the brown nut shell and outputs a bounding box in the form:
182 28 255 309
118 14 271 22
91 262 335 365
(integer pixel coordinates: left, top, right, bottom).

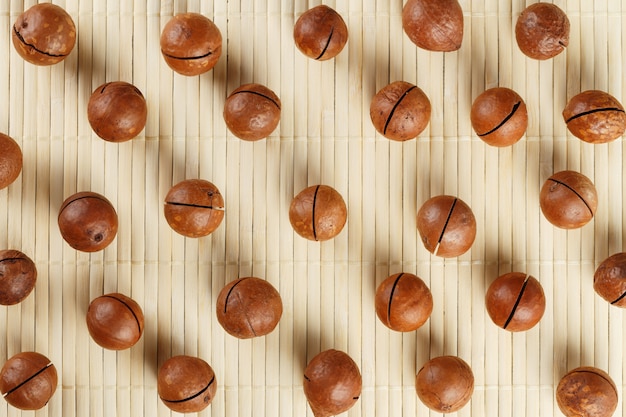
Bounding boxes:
485 272 546 331
0 250 37 306
12 3 76 66
402 0 463 52
158 355 217 413
417 195 476 258
0 352 57 410
539 170 598 229
58 192 119 252
515 3 569 60
370 81 431 141
160 13 222 76
164 179 224 238
563 90 626 144
86 293 145 350
594 252 626 307
0 133 23 190
375 273 433 332
293 5 348 60
556 367 618 417
415 356 474 413
470 87 528 147
223 83 281 141
289 185 347 241
216 277 283 338
87 82 148 143
303 349 362 417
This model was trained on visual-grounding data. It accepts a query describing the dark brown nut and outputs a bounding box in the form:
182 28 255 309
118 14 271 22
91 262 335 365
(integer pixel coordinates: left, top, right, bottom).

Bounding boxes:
58 192 119 252
470 87 528 147
216 277 283 338
415 356 474 413
515 3 569 60
158 355 217 413
562 90 626 144
485 272 545 331
0 352 57 410
289 185 347 241
87 82 148 143
402 0 463 52
293 5 348 61
0 250 37 306
160 13 222 76
417 195 476 258
370 81 431 141
303 349 362 417
86 293 144 350
164 179 224 238
0 133 22 190
556 367 618 417
594 252 626 307
539 170 598 229
375 272 433 332
223 83 281 141
12 3 76 66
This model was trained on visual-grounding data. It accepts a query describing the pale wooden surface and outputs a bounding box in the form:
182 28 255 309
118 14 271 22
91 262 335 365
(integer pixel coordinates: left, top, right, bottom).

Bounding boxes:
0 0 625 416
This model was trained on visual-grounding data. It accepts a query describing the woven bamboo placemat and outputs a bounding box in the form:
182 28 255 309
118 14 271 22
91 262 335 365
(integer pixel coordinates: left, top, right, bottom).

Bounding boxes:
0 0 624 416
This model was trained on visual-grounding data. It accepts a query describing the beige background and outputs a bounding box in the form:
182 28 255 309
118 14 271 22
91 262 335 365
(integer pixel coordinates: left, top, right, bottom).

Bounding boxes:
0 0 625 416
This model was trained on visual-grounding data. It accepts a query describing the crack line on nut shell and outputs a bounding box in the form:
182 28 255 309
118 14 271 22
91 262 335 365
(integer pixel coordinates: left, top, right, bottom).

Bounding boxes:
383 86 417 135
3 363 54 397
386 273 405 326
224 278 248 313
13 25 68 58
610 290 626 305
437 198 458 246
101 295 142 334
565 107 625 123
548 179 594 217
503 274 530 329
231 90 281 109
478 101 522 137
161 49 214 60
165 201 224 210
160 375 215 403
311 185 321 241
0 257 27 264
315 26 334 60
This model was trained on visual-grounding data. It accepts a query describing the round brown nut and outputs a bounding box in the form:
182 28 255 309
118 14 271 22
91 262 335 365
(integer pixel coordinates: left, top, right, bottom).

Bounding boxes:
160 13 222 76
470 87 528 147
289 185 347 241
539 170 598 229
58 192 119 252
87 82 148 143
216 277 283 339
0 352 57 410
485 272 546 331
86 293 144 350
370 81 431 141
402 0 463 52
0 250 37 306
556 367 618 417
293 5 348 61
415 356 474 413
158 355 217 413
164 179 224 238
515 3 569 60
0 133 22 190
303 349 362 417
594 252 626 307
417 195 476 258
223 83 281 141
12 3 76 66
562 90 626 144
375 272 433 332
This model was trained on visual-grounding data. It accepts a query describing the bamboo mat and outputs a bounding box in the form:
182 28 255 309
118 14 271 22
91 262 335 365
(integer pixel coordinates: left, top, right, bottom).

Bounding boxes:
0 0 625 416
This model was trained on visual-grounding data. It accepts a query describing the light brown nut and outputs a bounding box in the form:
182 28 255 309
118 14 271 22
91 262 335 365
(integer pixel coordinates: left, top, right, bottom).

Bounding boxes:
539 170 597 229
375 272 433 332
556 367 618 417
58 192 118 252
294 5 348 60
594 252 626 308
402 0 463 52
158 355 217 413
515 3 569 60
86 293 145 350
0 352 57 410
0 133 22 190
164 179 224 238
289 185 347 241
485 272 546 331
415 356 474 413
0 250 37 306
471 87 528 147
223 83 281 141
563 90 626 144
